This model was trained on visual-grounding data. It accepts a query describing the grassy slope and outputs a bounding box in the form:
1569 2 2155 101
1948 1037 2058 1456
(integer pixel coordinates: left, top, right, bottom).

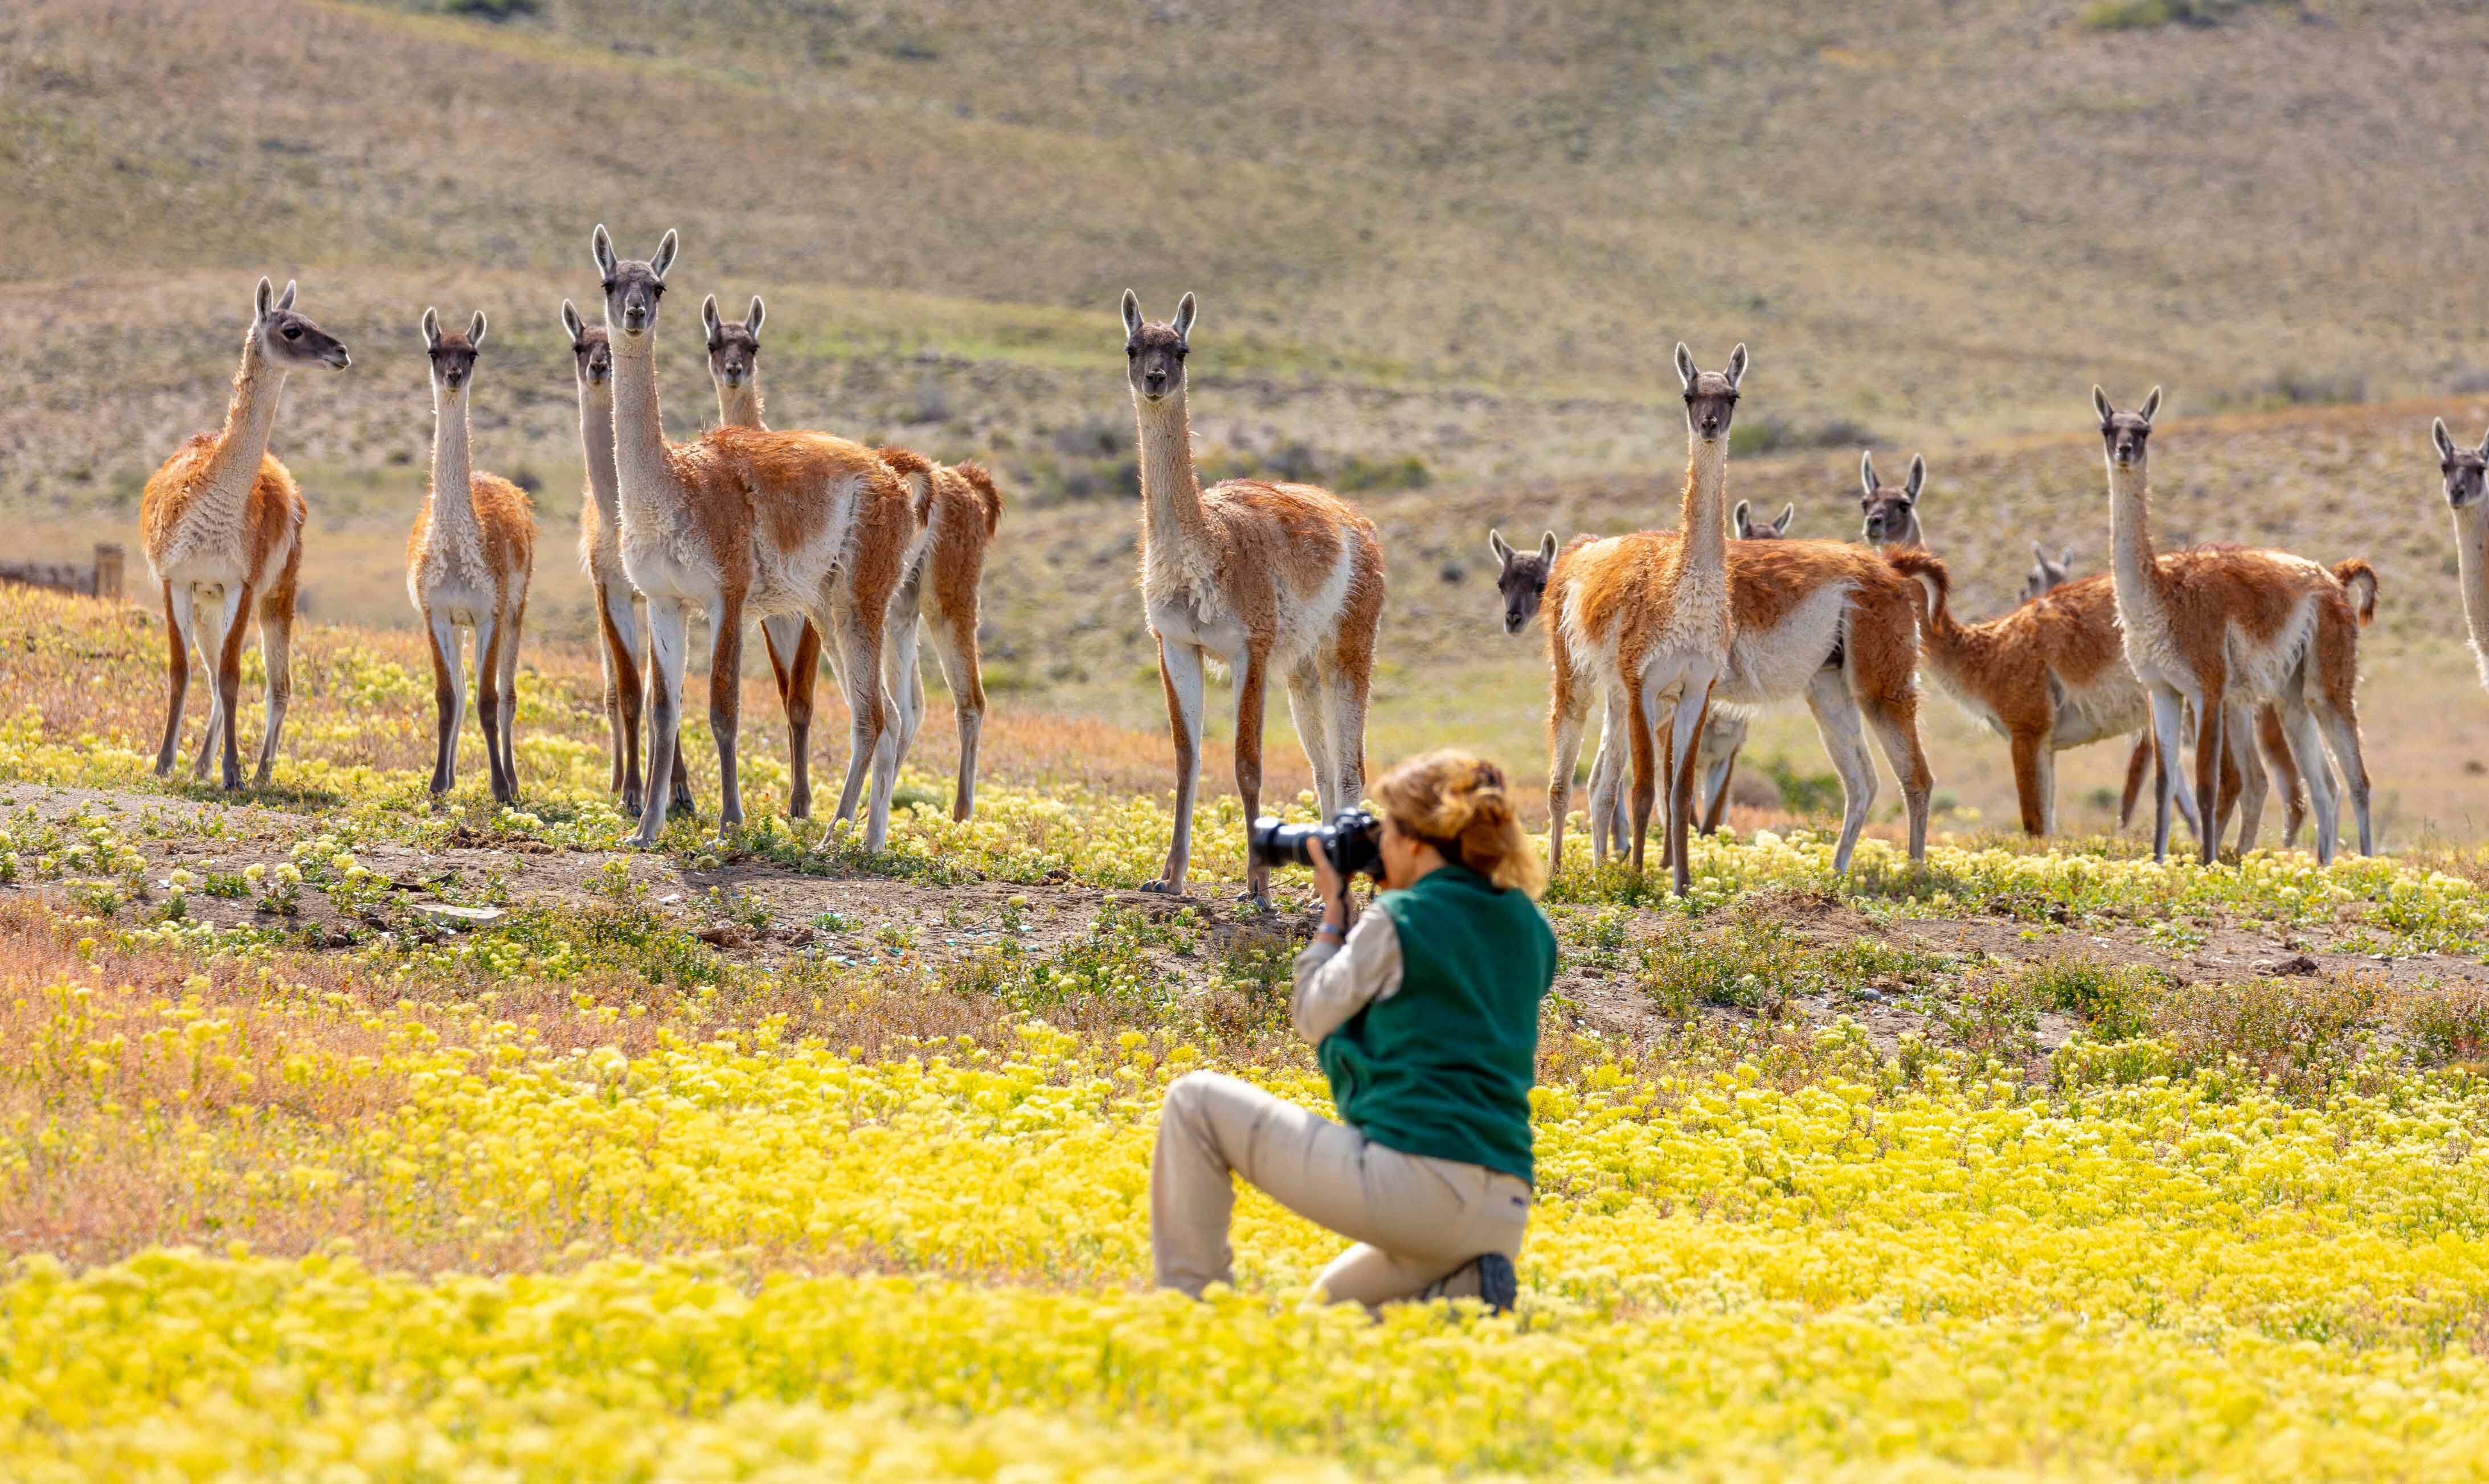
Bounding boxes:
11 0 2489 502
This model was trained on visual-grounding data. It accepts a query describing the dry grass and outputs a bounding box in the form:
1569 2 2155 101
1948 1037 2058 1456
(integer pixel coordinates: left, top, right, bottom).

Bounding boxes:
12 0 2489 526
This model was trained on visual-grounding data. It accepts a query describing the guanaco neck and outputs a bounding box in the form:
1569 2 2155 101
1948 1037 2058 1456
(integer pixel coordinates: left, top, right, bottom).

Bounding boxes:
200 329 288 495
714 371 764 431
1678 434 1730 584
607 329 679 532
2452 502 2489 670
575 374 620 533
426 380 481 565
1919 580 1986 679
1132 385 1213 562
2106 455 2166 609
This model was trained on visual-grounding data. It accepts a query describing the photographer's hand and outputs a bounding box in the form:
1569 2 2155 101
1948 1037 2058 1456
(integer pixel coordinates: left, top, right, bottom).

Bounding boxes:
1304 836 1350 935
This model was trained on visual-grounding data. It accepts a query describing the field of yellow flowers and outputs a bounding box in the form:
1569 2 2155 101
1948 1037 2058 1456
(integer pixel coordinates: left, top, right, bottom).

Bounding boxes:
7 585 2489 1479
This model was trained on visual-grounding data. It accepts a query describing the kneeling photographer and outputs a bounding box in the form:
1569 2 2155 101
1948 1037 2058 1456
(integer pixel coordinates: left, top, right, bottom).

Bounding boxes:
1151 751 1557 1311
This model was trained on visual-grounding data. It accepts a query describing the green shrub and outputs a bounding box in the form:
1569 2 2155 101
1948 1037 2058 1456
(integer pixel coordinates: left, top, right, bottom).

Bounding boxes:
2021 957 2168 1041
1728 415 1878 459
1331 454 1432 493
2080 0 2172 29
1757 753 1844 817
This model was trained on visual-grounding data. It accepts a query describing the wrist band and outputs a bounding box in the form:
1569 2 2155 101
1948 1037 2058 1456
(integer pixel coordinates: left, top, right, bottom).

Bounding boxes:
1315 922 1346 941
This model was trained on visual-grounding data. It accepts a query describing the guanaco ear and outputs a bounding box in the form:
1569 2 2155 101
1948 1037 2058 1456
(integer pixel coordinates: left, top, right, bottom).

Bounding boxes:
2061 546 2073 569
2477 428 2489 461
1120 289 1144 341
2033 542 2050 566
1732 500 1753 539
275 280 298 313
1859 449 1880 501
421 306 442 351
702 294 723 343
1488 530 1515 566
1675 343 1698 391
467 310 487 349
592 224 619 279
1904 453 1926 501
1724 342 1749 390
1538 531 1558 565
2435 417 2459 461
746 296 765 337
2092 385 2115 424
254 277 276 320
1172 291 1197 345
561 299 585 342
1776 502 1796 534
2138 386 2162 424
649 229 679 281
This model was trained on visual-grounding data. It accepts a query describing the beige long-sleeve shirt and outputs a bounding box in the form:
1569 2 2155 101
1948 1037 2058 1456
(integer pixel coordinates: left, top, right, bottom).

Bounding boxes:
1291 910 1405 1045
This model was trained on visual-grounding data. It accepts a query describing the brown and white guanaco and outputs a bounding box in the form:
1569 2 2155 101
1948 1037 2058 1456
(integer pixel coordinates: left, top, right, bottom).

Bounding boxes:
408 309 535 804
564 298 690 821
595 226 915 850
701 292 1002 821
1123 290 1385 908
1543 350 1934 892
2098 387 2377 863
140 277 350 790
1493 499 1789 854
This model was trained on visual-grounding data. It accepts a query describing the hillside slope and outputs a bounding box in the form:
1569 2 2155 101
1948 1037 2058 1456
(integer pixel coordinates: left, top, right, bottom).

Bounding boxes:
8 0 2489 524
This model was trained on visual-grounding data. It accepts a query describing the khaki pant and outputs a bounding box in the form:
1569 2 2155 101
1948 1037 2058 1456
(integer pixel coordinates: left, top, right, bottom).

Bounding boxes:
1150 1069 1531 1306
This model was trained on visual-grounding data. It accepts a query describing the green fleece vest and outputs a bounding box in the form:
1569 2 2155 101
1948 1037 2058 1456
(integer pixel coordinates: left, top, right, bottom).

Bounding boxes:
1317 864 1558 1184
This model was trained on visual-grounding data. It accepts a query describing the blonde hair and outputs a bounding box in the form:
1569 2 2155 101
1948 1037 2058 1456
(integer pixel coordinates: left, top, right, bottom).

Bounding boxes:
1372 749 1545 899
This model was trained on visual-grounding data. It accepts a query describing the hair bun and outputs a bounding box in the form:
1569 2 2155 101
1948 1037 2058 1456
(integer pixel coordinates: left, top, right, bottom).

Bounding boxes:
1373 748 1547 898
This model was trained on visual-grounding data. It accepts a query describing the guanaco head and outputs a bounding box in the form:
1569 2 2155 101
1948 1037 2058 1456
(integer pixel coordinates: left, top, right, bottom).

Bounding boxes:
2433 417 2489 512
1858 450 1927 548
420 308 486 399
1676 343 1747 445
1122 290 1194 405
2023 543 2074 601
1733 501 1795 540
559 300 611 391
592 224 677 343
704 293 764 390
2093 386 2161 471
1487 529 1560 635
252 277 350 371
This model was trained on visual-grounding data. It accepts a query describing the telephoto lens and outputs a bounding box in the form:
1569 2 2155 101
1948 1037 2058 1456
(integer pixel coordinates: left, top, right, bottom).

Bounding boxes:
1247 810 1386 879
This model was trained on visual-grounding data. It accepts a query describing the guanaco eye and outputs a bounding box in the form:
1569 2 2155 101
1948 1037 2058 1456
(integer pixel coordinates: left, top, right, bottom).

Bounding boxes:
281 325 300 340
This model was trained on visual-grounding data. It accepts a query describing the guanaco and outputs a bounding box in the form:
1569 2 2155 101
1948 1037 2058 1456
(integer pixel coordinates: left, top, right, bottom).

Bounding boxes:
1491 501 1788 852
595 226 915 850
1546 349 1933 892
408 309 536 804
1123 290 1385 907
699 292 1002 821
2098 387 2377 863
141 277 350 790
564 298 690 820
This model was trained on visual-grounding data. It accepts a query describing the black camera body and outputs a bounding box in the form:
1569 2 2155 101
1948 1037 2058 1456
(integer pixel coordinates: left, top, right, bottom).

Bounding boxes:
1248 810 1385 879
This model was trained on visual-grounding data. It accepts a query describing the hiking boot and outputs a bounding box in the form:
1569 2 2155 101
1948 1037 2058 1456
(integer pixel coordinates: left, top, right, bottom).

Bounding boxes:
1473 1252 1517 1315
1419 1253 1518 1315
